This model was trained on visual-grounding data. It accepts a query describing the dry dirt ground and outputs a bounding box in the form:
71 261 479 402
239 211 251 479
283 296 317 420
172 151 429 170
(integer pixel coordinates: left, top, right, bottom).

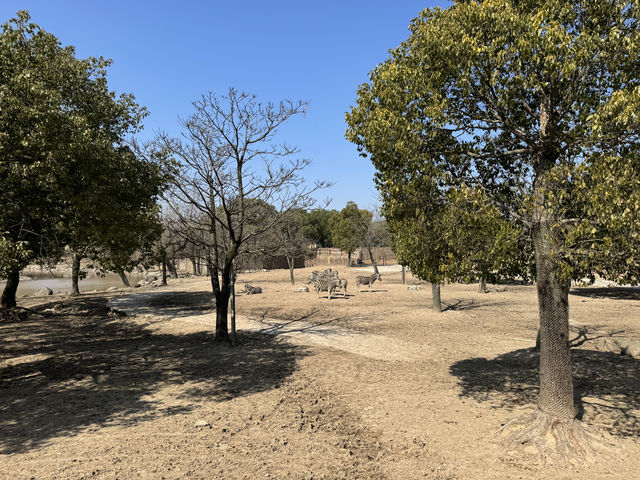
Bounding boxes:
1 265 640 479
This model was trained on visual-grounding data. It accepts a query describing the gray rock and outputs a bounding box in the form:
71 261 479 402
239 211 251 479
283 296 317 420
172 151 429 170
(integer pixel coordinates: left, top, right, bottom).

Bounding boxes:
617 339 640 359
194 419 210 428
295 286 309 292
35 287 53 296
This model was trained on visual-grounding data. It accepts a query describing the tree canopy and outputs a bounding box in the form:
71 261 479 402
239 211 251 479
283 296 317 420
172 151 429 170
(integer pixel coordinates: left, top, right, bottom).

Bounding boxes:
346 0 640 458
0 11 160 306
329 202 372 265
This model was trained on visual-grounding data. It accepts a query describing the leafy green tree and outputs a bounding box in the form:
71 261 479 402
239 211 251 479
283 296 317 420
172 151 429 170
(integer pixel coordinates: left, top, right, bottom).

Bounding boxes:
302 209 337 247
0 11 145 306
329 202 372 266
66 146 168 295
346 0 640 457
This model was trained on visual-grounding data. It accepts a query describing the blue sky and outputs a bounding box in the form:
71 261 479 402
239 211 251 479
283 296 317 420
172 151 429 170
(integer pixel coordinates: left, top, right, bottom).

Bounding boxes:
1 1 448 211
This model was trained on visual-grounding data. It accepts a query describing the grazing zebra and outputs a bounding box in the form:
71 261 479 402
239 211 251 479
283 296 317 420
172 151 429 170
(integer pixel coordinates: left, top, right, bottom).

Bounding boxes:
314 276 340 300
355 273 382 292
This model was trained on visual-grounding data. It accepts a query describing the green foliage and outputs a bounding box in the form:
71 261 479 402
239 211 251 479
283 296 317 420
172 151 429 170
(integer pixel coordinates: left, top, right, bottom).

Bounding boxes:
0 11 148 279
0 236 30 279
301 209 337 247
346 0 640 285
329 202 372 258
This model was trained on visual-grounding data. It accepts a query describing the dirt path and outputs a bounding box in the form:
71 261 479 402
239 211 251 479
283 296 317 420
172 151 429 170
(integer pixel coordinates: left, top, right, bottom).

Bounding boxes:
108 290 426 362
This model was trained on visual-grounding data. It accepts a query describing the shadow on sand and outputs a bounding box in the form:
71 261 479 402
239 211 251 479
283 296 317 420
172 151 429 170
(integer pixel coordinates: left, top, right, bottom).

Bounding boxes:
449 347 640 437
570 286 640 301
0 296 308 454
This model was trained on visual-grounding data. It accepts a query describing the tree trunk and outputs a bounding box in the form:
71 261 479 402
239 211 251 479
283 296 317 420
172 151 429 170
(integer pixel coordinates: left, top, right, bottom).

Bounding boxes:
215 286 230 343
432 283 442 313
368 247 380 275
347 252 352 267
71 252 82 296
118 271 130 287
230 269 237 346
287 256 295 285
533 219 575 420
401 265 406 285
161 253 168 285
0 268 20 308
168 259 178 278
477 277 487 293
191 257 198 275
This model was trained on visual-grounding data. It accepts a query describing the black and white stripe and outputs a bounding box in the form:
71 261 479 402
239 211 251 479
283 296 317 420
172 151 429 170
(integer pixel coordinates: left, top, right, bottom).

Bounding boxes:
355 273 382 292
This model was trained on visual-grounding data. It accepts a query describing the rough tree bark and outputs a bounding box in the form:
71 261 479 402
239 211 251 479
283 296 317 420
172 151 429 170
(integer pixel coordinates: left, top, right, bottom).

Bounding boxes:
477 277 487 294
401 265 406 285
432 282 442 313
0 268 19 308
71 251 82 296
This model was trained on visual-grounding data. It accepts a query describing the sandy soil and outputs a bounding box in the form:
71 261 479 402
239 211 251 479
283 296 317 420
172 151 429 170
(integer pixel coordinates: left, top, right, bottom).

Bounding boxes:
1 265 639 479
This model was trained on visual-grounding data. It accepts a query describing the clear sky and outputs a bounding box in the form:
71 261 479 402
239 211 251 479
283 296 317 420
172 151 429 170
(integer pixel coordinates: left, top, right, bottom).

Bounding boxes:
1 1 448 211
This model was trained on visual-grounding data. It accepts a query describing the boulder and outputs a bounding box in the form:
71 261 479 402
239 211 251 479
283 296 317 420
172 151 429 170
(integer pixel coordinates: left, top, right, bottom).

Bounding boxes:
35 287 53 296
294 286 309 292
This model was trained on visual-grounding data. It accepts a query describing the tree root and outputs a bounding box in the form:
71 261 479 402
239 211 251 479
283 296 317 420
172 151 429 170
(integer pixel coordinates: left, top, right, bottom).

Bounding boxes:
499 407 612 464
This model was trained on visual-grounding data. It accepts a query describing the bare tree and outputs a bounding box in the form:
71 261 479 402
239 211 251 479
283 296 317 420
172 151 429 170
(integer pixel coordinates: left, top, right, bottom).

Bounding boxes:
158 89 327 343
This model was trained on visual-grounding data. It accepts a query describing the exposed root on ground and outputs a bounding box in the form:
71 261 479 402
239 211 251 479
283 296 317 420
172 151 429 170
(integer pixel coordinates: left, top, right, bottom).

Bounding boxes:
499 407 612 464
0 306 35 322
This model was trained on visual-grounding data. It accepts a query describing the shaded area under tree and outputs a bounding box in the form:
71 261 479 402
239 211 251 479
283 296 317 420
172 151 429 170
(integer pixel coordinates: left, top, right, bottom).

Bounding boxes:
0 297 307 454
449 347 640 438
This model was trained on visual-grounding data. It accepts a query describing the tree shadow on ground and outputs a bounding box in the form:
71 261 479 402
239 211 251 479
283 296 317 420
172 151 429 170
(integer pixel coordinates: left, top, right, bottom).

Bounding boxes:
0 296 307 454
443 299 504 311
570 286 640 301
449 347 640 437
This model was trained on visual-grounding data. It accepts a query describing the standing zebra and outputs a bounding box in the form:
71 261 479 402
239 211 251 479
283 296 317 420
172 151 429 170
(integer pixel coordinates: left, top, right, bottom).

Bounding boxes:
355 273 382 292
314 276 340 300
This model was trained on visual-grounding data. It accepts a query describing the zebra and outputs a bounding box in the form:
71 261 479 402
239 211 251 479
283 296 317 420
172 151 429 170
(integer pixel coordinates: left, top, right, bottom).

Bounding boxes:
307 269 338 284
335 278 348 297
355 273 382 292
314 276 340 300
243 284 262 294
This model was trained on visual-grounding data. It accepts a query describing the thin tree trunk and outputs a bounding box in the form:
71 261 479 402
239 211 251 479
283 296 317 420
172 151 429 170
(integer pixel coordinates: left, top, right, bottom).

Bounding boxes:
432 283 442 313
0 268 20 308
347 252 352 267
168 259 178 278
161 253 167 285
287 256 295 285
401 265 406 285
214 270 231 343
118 271 130 287
368 247 380 275
191 257 198 275
71 251 82 296
230 268 236 346
477 277 487 293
